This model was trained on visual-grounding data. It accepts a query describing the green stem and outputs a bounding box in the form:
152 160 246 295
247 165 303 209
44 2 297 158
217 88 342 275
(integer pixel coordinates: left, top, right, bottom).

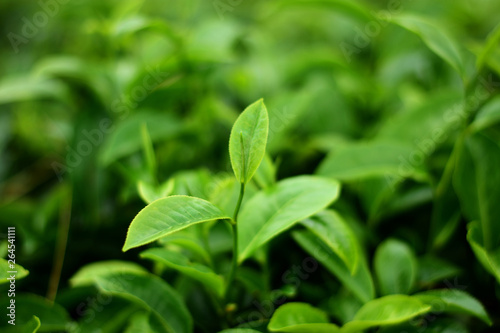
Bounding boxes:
225 182 245 300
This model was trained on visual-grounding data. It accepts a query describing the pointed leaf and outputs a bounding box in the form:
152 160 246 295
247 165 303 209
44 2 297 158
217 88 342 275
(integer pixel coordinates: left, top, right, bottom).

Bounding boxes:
238 176 340 262
293 230 374 304
470 95 500 132
374 239 418 295
2 316 41 333
414 289 492 326
123 195 230 251
341 295 431 332
301 210 359 274
229 99 269 184
0 258 29 283
455 133 500 250
268 302 340 332
466 222 500 284
140 248 225 297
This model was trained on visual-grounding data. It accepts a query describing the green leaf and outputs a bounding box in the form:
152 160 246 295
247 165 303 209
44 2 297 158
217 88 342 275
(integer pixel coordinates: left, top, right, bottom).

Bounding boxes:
374 239 418 296
219 328 261 333
340 295 431 332
417 255 461 286
26 316 41 333
141 122 157 182
123 195 230 251
0 258 29 283
268 302 340 332
137 179 174 204
414 289 492 326
75 303 142 333
124 312 154 333
158 231 212 266
238 176 340 262
0 294 71 332
293 230 374 304
140 248 225 297
327 290 363 324
2 316 41 333
91 271 192 333
470 95 500 132
100 111 182 166
390 14 466 78
376 91 464 146
209 176 258 219
254 153 277 189
316 141 424 181
70 260 148 286
0 76 70 106
229 99 269 184
430 141 462 250
301 210 359 274
466 221 500 284
476 22 500 71
454 133 500 250
378 318 468 333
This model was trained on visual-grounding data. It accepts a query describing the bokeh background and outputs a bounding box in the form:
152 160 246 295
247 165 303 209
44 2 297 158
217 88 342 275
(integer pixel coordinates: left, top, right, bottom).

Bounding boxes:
1 0 500 331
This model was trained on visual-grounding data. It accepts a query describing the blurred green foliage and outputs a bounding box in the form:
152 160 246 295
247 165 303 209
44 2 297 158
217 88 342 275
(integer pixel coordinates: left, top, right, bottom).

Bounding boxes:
1 0 500 331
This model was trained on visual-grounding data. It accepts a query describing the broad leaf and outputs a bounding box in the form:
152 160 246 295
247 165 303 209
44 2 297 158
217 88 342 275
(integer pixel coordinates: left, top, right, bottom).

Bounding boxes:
454 133 500 250
293 230 374 304
158 231 212 266
123 195 230 251
268 302 340 332
374 239 418 295
390 14 466 78
316 141 423 181
301 210 359 274
88 271 192 333
378 318 468 333
414 289 492 326
238 176 340 262
0 258 29 283
75 302 141 333
229 99 269 184
0 76 70 106
124 312 154 333
140 248 225 297
0 294 71 332
376 91 464 146
341 295 431 332
70 260 148 286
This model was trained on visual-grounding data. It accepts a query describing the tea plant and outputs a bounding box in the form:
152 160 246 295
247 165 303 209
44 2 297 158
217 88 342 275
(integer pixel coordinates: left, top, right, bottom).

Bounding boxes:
1 0 500 332
70 99 491 332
